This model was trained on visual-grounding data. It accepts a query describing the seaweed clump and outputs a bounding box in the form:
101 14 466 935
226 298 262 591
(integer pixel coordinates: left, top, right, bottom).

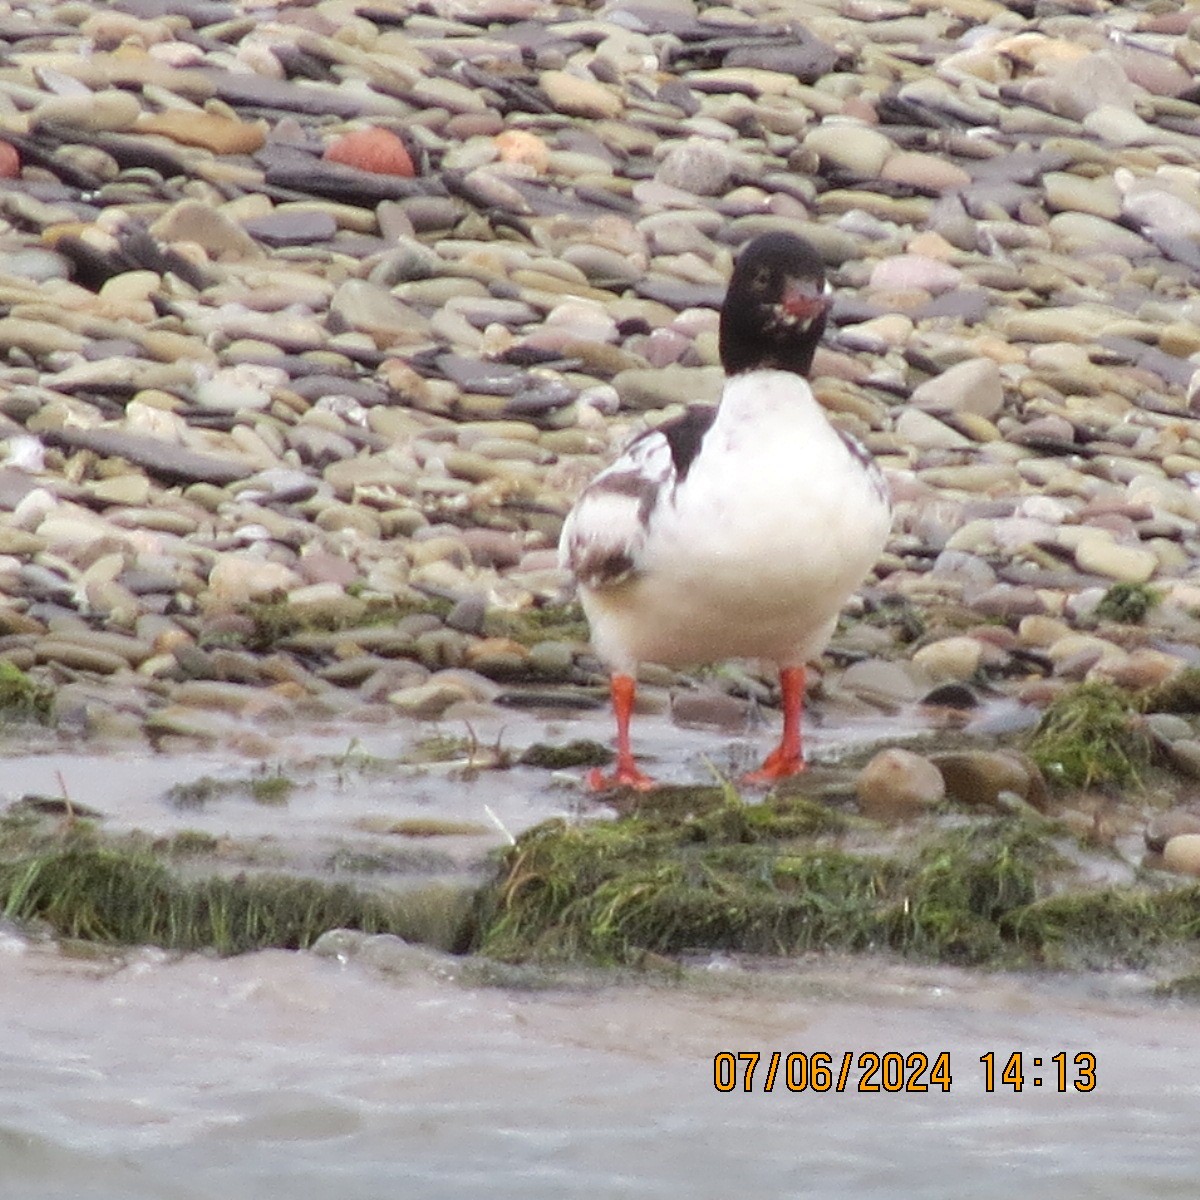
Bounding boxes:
1008 884 1200 970
0 662 54 724
472 787 1068 967
166 769 296 809
472 790 1200 971
881 821 1049 963
0 834 472 954
1025 682 1153 790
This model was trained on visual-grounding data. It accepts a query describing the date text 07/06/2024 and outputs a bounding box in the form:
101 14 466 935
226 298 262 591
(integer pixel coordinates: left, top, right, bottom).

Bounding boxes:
713 1051 1097 1094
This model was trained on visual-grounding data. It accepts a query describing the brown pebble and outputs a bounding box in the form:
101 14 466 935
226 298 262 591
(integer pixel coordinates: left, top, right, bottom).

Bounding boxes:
136 110 265 155
856 748 946 819
932 750 1046 810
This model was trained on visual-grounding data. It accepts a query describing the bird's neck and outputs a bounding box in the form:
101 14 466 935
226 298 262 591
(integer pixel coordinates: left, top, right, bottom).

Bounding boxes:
717 369 822 426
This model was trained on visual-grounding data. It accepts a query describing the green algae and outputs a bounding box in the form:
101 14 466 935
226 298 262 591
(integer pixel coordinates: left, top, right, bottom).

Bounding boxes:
1008 885 1200 970
406 733 475 763
483 602 589 646
0 662 53 724
165 769 298 809
0 830 473 955
1025 682 1153 790
1143 668 1200 715
518 739 612 769
471 787 1200 972
247 772 295 806
1155 971 1200 1001
881 820 1052 964
1093 581 1162 625
165 830 221 857
206 595 454 653
471 787 1070 967
382 818 493 837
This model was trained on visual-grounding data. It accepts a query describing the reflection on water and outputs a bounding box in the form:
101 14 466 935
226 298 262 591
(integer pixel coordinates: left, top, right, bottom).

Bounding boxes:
2 932 1196 1200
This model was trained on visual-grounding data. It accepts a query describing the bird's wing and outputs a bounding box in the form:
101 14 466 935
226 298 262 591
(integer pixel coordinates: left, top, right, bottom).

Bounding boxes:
558 427 676 589
560 404 720 589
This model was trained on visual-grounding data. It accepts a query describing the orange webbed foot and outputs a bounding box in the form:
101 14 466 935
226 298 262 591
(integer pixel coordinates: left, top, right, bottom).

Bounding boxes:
586 761 657 792
741 749 806 787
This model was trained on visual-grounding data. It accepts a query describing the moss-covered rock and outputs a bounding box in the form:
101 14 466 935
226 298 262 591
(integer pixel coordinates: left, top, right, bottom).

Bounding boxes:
1025 681 1153 790
1093 582 1162 625
0 661 54 724
519 739 612 769
1144 668 1200 715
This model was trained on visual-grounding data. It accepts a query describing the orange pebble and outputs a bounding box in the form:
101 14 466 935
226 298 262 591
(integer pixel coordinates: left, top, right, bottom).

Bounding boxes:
0 141 19 178
324 127 415 177
494 128 549 173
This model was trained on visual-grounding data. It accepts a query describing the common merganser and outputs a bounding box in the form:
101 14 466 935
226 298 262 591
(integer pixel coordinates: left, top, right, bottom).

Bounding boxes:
559 231 892 790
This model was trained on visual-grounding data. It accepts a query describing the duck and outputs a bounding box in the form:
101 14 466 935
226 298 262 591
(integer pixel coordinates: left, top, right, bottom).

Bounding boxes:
558 231 893 790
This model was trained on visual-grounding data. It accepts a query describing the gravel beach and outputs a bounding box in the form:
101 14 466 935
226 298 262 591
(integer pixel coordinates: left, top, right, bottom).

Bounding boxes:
7 0 1200 869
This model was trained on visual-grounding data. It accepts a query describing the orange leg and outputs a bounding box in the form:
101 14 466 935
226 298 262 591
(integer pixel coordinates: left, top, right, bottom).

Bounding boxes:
587 672 656 792
743 666 807 785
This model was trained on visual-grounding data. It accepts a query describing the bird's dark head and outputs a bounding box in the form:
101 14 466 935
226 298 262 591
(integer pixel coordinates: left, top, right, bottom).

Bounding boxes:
718 232 830 378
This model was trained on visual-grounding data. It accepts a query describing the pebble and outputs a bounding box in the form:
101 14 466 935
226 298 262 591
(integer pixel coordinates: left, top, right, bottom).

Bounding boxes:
912 637 983 683
388 679 473 719
856 748 946 819
804 122 892 177
895 409 973 451
324 127 415 177
909 359 1005 420
137 110 265 155
932 751 1045 810
869 255 963 296
1162 834 1200 878
540 70 623 119
1073 538 1158 585
1146 811 1200 855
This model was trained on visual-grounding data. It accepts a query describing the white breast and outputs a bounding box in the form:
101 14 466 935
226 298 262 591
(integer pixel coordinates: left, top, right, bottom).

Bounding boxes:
578 371 892 671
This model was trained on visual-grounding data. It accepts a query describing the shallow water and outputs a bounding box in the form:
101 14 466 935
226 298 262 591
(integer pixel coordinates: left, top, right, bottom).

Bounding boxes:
2 713 1191 1199
1 936 1196 1200
0 703 927 885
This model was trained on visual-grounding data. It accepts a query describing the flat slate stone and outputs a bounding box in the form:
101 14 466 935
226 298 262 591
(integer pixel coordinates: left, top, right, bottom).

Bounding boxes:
200 71 368 119
966 149 1073 186
634 277 724 310
263 157 437 207
242 210 339 248
722 39 841 82
38 427 254 486
288 375 392 405
505 378 577 414
437 354 526 396
113 0 237 22
47 132 190 181
593 3 701 35
1098 337 1196 389
913 289 991 324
